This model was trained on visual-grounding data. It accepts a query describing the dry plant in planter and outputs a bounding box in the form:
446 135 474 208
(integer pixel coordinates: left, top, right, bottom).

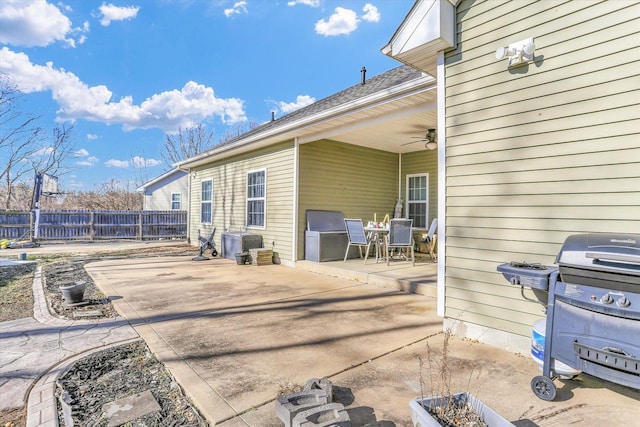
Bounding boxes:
410 329 513 427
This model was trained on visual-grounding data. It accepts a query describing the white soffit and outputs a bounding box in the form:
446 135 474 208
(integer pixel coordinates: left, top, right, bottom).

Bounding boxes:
177 74 437 168
382 0 456 75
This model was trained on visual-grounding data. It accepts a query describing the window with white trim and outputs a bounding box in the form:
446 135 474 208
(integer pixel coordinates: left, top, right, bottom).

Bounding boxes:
200 179 212 224
246 169 266 228
171 193 181 210
406 174 428 228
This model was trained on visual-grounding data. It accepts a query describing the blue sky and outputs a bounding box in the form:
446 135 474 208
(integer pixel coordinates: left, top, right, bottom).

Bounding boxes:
0 0 414 191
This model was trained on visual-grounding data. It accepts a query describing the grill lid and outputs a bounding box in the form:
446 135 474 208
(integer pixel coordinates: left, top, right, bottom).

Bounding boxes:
556 233 640 276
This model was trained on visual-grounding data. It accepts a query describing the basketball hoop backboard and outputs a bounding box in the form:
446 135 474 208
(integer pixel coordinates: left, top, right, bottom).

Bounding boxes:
41 173 60 195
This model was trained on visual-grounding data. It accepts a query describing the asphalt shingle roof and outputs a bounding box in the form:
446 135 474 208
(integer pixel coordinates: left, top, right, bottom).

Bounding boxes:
219 64 423 146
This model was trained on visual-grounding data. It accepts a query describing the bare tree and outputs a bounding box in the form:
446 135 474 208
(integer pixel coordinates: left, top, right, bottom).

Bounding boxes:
39 125 75 176
218 120 262 144
0 181 31 210
162 124 215 168
71 179 142 210
0 77 75 209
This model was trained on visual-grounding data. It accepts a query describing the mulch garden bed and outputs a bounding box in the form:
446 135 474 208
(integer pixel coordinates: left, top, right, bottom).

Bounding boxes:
40 257 209 426
56 340 207 426
43 260 119 319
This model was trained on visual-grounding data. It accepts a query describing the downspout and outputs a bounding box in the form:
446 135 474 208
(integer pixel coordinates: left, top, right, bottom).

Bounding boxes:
293 137 300 262
186 170 191 244
398 154 402 205
436 50 446 318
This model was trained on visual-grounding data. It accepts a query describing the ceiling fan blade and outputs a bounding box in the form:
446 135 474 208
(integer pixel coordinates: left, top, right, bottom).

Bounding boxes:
401 139 426 146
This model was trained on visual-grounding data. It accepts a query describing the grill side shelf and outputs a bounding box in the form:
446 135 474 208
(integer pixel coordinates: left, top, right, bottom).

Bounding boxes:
496 263 556 291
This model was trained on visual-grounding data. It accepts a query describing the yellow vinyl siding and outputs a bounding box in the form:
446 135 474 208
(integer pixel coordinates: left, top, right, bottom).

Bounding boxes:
298 140 398 260
444 0 640 338
189 141 295 262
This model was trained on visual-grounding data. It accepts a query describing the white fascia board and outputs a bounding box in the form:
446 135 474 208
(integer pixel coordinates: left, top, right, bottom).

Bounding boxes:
383 0 456 60
137 168 183 191
177 74 436 169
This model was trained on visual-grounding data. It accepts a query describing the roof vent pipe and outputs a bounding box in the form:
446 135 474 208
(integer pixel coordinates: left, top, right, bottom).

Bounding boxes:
361 66 366 85
271 111 275 121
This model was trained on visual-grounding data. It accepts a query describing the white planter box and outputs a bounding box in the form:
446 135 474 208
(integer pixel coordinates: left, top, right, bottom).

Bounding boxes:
410 393 513 427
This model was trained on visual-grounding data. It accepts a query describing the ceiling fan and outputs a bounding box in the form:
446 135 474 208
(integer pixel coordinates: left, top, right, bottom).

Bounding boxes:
402 128 437 150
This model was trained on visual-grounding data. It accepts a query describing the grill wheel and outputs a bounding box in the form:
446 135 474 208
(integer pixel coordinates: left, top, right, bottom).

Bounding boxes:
531 375 557 401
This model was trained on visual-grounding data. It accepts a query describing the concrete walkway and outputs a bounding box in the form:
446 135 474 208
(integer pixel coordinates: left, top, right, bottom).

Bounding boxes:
1 243 639 426
0 264 139 426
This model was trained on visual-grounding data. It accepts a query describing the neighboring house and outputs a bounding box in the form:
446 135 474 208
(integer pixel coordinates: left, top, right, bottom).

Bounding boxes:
137 168 188 211
177 0 640 354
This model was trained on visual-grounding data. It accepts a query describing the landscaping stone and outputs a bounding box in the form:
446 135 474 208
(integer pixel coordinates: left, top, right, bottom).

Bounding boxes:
292 402 351 427
303 378 333 403
275 389 329 427
102 389 161 427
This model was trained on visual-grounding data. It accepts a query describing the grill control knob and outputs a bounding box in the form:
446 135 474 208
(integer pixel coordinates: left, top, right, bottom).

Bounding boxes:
601 294 614 304
617 297 631 308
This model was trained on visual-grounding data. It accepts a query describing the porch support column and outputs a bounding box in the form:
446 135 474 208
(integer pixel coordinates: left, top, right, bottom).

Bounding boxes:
293 137 300 261
436 50 446 318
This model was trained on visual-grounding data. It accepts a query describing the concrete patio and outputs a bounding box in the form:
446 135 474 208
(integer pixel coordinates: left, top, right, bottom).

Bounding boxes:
2 241 639 426
84 251 639 426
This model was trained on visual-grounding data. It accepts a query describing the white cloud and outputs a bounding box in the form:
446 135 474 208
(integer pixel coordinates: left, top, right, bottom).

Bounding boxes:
33 147 54 156
99 3 140 26
76 155 98 167
0 47 247 132
131 156 161 168
106 159 129 168
87 133 99 140
105 157 161 169
362 4 380 23
74 149 99 166
278 95 315 114
287 0 320 6
224 1 247 18
315 7 358 36
0 0 82 47
71 21 90 46
315 4 380 36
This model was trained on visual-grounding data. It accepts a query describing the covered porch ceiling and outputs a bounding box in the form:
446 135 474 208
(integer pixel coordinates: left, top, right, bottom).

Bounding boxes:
296 89 437 154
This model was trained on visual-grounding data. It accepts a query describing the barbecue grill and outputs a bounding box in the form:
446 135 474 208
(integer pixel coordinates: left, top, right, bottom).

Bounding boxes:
498 233 640 401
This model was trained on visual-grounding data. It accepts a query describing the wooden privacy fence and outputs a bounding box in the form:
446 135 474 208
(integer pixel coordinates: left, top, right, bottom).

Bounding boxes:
0 210 187 241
